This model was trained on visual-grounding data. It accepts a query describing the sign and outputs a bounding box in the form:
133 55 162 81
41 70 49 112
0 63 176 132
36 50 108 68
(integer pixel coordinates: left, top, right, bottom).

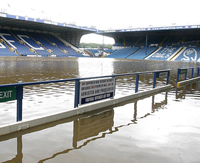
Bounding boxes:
0 87 16 102
155 71 169 78
79 78 115 105
158 71 169 78
179 69 188 74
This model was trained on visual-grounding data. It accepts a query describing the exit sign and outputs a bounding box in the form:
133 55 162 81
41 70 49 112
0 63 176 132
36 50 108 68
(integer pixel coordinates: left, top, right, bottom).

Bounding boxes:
0 87 16 102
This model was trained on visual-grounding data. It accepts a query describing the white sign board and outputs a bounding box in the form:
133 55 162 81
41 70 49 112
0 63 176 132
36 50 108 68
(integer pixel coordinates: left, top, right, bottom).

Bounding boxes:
159 72 168 78
79 78 115 105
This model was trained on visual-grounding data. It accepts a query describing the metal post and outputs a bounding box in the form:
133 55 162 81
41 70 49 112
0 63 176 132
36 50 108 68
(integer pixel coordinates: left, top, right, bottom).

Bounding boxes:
112 76 116 97
191 68 194 78
153 72 157 88
184 72 187 80
166 71 170 85
135 74 139 93
184 71 187 80
197 67 200 77
102 35 104 57
176 69 180 83
16 86 23 122
74 80 80 108
145 34 148 55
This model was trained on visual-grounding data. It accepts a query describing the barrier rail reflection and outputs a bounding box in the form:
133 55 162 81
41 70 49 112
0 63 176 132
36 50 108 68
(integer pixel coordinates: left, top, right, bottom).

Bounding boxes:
0 89 170 163
0 69 171 122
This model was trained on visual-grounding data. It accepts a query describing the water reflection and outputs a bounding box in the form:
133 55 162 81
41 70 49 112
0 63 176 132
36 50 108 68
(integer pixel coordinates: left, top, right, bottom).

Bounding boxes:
73 109 114 147
78 58 114 77
0 90 170 163
176 82 200 100
0 57 200 162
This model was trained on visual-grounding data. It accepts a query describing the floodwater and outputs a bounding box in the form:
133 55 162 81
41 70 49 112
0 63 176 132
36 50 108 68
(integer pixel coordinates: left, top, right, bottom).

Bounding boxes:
0 57 200 163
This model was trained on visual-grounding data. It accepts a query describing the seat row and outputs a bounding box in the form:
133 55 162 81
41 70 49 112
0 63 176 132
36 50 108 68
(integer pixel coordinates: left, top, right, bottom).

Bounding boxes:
0 29 84 57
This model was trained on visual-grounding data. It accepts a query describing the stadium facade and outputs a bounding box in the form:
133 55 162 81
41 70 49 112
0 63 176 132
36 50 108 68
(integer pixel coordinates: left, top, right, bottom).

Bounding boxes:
1 12 200 61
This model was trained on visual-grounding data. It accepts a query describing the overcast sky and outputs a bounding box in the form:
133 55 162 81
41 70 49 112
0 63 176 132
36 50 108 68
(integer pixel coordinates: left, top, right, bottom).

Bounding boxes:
1 0 200 44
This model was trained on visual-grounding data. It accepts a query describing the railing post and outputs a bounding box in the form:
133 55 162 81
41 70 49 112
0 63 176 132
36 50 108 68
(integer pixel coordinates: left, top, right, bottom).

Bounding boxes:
166 71 170 85
112 75 116 97
135 74 139 93
74 79 80 108
191 68 194 79
16 86 23 122
184 71 187 80
153 72 157 88
197 67 200 77
176 69 180 83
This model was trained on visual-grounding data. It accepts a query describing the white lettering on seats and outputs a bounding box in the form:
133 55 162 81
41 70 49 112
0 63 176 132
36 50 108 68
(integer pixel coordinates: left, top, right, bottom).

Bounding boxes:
0 33 17 49
17 35 44 50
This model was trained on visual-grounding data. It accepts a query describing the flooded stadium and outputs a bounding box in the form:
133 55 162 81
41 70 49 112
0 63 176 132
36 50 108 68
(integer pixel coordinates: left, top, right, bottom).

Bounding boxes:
0 57 200 163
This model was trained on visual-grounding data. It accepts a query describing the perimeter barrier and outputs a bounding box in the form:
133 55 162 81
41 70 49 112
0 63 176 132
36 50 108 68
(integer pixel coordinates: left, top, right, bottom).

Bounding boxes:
176 67 200 88
0 69 171 122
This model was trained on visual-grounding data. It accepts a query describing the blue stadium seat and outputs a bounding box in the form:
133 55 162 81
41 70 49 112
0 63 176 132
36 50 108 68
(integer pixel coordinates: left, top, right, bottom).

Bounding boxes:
27 33 65 56
104 49 114 53
0 43 17 56
127 47 158 59
0 30 35 56
147 47 182 60
87 49 99 54
42 34 83 57
106 47 140 58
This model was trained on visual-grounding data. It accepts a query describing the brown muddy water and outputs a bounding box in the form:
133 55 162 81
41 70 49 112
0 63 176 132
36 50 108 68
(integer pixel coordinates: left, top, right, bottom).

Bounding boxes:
0 57 200 163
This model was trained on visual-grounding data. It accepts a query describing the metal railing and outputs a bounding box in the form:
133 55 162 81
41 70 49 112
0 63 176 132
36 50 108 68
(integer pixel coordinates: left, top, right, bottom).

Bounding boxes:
0 69 171 122
176 67 200 83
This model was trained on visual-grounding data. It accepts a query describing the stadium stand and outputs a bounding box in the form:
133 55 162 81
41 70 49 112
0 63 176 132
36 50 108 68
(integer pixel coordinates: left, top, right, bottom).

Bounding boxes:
0 39 18 56
10 30 43 56
127 47 158 59
103 49 115 53
113 36 146 47
0 29 35 56
0 29 85 57
106 47 140 58
27 32 65 56
173 47 200 61
146 47 183 60
1 18 200 61
107 33 200 61
146 35 165 47
41 34 83 57
161 35 183 47
87 49 100 55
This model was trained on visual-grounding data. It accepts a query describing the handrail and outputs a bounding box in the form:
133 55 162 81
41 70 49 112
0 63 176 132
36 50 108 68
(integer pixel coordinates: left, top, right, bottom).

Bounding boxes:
0 69 171 122
176 67 200 84
0 69 171 88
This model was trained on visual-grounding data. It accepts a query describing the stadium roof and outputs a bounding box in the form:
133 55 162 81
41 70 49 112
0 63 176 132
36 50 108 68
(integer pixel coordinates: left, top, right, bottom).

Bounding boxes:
98 25 200 36
0 12 97 34
97 25 200 43
1 12 200 46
